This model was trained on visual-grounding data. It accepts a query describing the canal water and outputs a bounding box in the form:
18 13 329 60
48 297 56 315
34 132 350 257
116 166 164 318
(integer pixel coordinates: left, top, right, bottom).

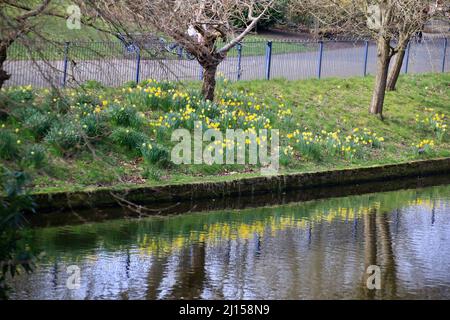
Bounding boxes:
8 183 450 299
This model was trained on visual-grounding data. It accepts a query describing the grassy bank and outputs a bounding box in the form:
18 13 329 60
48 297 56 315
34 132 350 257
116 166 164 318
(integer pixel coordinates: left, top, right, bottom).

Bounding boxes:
0 73 449 194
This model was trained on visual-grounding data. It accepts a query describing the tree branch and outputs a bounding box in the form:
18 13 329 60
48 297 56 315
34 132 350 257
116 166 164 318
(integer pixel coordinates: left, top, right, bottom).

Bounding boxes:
219 0 274 54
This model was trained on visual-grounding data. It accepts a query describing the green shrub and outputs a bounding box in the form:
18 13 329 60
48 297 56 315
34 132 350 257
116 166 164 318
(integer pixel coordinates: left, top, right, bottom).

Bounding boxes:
141 79 176 91
123 81 138 88
42 91 71 114
4 86 34 105
294 134 323 161
10 106 40 123
45 121 82 152
22 144 47 169
109 105 144 128
0 169 36 300
110 127 147 151
80 80 104 90
142 166 163 181
24 112 54 139
73 92 100 107
140 142 171 168
80 113 109 139
0 129 20 160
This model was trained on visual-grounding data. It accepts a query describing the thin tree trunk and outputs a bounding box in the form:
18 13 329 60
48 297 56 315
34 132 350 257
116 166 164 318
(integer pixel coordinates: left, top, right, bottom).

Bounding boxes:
201 63 218 101
369 36 392 117
386 40 408 91
0 45 10 90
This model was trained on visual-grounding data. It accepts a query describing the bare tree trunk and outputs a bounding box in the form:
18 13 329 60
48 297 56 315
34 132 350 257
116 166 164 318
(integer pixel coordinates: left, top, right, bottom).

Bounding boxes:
386 40 408 91
0 45 10 90
369 36 392 117
201 63 218 101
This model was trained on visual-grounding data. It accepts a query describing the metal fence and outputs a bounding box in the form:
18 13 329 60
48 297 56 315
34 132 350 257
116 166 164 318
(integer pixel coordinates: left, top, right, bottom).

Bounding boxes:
4 37 449 88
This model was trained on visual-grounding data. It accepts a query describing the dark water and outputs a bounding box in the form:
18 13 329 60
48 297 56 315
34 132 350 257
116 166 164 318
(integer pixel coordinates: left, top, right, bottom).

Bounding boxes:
9 184 450 300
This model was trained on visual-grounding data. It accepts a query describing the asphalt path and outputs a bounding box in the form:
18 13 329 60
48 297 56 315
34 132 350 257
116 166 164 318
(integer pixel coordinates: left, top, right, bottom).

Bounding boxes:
4 39 448 88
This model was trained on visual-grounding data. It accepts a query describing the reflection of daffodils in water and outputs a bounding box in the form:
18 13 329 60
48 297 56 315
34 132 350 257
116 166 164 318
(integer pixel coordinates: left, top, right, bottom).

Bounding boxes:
135 196 447 257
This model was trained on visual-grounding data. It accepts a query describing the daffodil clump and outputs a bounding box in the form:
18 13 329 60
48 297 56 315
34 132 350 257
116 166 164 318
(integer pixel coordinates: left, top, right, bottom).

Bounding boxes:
123 80 182 112
415 107 448 141
2 85 33 104
412 139 435 155
284 127 384 161
0 126 21 160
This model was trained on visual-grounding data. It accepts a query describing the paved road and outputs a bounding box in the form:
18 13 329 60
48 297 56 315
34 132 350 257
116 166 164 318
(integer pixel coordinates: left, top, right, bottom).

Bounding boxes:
4 38 448 88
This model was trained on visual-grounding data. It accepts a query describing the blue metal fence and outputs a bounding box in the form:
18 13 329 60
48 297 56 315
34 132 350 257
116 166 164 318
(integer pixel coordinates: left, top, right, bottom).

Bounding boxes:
3 37 449 88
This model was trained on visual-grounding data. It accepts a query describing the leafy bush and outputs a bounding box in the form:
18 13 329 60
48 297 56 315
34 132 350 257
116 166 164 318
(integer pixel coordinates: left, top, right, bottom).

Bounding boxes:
45 121 82 152
123 81 138 89
24 112 54 139
22 144 47 169
109 105 144 128
10 106 40 123
110 127 147 151
73 92 100 106
281 145 295 166
80 113 109 139
124 81 179 111
293 132 323 161
0 169 36 300
0 129 20 160
140 142 171 168
4 86 34 105
80 80 104 90
142 166 163 181
42 91 71 114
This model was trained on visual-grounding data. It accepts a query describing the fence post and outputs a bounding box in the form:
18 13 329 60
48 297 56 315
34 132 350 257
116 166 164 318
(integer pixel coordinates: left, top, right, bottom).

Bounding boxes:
135 47 141 84
265 41 272 80
404 41 410 74
442 38 448 73
363 40 369 77
317 41 324 79
62 41 70 88
237 43 242 81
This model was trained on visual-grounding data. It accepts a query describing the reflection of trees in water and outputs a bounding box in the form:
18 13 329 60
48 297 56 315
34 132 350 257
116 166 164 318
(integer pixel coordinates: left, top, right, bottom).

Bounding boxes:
169 243 206 299
138 197 450 300
142 207 401 299
358 207 397 300
8 185 450 299
362 208 377 299
378 212 397 298
146 249 169 299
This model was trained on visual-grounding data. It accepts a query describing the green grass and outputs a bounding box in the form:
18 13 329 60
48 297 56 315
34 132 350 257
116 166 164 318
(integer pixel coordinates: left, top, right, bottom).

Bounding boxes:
0 73 449 194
